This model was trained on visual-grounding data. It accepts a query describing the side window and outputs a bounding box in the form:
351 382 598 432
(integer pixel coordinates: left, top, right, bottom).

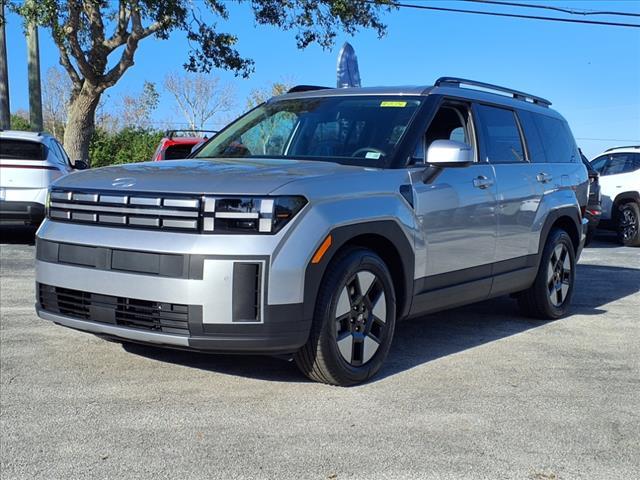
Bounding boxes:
592 153 640 176
628 153 640 172
604 155 628 175
48 141 64 165
533 114 577 163
53 141 71 166
475 104 525 163
517 110 547 163
590 155 608 174
413 103 474 163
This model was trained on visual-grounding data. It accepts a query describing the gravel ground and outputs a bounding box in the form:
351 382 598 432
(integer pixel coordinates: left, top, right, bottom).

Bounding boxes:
1 226 639 480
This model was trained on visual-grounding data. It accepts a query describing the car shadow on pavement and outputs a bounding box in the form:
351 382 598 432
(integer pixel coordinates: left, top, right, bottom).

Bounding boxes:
0 226 37 245
586 231 623 249
120 262 640 385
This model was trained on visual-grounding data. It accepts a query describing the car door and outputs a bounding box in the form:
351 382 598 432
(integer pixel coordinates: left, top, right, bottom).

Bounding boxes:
412 101 497 299
473 104 543 265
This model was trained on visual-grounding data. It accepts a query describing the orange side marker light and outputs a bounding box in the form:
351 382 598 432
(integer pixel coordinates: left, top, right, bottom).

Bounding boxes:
311 235 332 264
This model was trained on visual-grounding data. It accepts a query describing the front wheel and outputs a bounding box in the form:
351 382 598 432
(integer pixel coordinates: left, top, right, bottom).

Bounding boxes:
294 248 396 386
617 202 640 247
517 228 576 319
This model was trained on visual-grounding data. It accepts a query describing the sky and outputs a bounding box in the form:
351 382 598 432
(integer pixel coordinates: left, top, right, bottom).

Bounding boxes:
4 0 640 158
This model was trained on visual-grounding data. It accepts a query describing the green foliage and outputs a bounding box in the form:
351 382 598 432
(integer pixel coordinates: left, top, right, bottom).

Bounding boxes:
10 114 31 131
88 128 163 168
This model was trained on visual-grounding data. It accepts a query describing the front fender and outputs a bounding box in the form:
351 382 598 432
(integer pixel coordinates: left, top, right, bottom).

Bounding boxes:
269 193 419 318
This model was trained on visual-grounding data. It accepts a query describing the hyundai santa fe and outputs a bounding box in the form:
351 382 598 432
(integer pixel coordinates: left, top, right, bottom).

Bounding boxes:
35 77 589 385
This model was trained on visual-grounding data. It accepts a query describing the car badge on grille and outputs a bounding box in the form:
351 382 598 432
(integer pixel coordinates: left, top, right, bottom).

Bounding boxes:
111 177 136 188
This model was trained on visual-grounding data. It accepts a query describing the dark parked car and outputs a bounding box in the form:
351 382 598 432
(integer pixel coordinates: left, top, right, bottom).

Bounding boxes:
580 149 602 245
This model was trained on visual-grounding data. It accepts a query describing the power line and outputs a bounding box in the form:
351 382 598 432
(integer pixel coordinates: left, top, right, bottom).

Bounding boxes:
458 0 640 19
370 1 640 29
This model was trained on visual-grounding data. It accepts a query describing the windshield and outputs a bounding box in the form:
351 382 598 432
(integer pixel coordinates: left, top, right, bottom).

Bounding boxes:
195 96 423 167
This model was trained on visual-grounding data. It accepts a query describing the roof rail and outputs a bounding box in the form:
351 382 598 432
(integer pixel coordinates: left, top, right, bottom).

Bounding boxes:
605 145 640 152
166 129 218 139
287 85 331 93
435 77 552 107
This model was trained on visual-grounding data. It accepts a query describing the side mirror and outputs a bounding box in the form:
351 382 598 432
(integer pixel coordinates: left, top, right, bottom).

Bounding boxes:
426 140 473 167
73 160 89 170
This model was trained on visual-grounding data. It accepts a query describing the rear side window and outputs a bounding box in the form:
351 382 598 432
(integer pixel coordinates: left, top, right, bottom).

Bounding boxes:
0 139 46 160
164 144 195 160
517 110 547 163
475 105 525 163
533 114 577 163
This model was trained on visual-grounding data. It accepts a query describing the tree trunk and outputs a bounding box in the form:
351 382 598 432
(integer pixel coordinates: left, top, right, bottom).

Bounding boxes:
63 85 101 164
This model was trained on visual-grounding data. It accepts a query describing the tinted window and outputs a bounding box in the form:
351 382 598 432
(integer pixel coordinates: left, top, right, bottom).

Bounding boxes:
533 114 577 163
594 153 640 176
475 105 525 163
517 110 547 163
164 144 195 160
590 155 608 173
0 139 46 160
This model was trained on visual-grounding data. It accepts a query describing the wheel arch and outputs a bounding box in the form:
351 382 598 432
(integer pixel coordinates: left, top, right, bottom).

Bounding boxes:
538 207 581 262
303 220 414 322
612 191 640 219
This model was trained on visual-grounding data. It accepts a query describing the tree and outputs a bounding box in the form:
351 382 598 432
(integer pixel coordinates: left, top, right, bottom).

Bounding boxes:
10 110 30 130
164 72 235 131
246 81 293 110
120 80 159 129
42 65 71 139
11 0 394 163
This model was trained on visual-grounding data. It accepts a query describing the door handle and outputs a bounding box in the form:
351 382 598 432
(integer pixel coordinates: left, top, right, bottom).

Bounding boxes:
473 175 494 189
537 172 553 183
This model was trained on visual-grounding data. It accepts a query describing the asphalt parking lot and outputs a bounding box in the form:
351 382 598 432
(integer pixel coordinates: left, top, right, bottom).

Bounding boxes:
1 227 639 480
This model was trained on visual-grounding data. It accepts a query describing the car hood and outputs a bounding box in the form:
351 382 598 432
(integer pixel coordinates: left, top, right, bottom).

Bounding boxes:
54 158 365 195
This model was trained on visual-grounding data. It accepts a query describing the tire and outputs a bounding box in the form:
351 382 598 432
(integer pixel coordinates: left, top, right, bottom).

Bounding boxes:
294 248 396 386
616 202 640 247
517 228 576 320
584 229 594 247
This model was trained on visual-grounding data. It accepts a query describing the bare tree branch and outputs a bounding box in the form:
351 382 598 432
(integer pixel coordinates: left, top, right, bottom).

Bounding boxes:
164 71 235 130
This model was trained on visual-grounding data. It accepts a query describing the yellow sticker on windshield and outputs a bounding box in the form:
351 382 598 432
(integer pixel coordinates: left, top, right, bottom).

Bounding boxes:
380 101 407 107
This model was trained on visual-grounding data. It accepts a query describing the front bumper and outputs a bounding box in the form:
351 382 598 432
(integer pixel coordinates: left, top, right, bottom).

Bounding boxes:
0 201 45 225
34 220 314 355
36 304 310 354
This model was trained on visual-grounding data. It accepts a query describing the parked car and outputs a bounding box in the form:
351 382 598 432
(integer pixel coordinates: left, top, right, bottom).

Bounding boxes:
151 130 217 161
35 77 588 385
580 149 602 246
0 130 87 226
589 146 640 246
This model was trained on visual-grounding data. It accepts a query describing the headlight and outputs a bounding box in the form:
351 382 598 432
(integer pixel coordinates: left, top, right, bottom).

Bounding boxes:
202 196 307 234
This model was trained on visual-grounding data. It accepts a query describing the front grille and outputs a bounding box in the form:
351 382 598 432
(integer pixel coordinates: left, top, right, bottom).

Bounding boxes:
38 283 190 335
48 189 201 232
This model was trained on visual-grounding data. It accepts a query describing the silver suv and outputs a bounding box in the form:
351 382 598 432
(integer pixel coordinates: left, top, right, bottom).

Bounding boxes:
35 78 589 385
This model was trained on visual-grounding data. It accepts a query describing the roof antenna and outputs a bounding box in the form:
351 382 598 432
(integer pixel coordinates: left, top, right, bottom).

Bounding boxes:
336 42 361 88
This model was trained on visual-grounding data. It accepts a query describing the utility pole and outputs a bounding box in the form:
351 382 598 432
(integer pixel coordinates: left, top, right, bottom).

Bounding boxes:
0 1 10 130
26 1 42 131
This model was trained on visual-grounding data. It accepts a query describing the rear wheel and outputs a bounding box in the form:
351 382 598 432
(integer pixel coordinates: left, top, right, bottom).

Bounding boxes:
294 248 396 386
617 202 640 247
517 228 576 319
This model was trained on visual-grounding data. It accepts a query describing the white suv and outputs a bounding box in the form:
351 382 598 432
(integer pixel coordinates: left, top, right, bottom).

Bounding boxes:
0 130 87 226
590 146 640 246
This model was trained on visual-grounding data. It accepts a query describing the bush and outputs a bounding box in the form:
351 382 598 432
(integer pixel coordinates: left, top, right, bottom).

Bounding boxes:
89 128 164 168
